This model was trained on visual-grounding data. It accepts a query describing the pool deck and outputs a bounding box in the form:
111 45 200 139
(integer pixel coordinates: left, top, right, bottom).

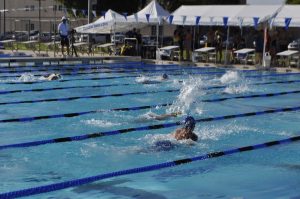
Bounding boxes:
1 49 299 73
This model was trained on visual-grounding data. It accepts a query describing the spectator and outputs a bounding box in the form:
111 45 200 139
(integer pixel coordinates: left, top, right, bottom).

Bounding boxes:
58 16 70 56
254 30 264 65
184 29 192 61
214 30 223 63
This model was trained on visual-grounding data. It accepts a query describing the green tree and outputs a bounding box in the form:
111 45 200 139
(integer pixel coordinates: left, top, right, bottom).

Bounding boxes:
157 0 243 11
56 0 245 14
286 0 300 4
56 0 139 14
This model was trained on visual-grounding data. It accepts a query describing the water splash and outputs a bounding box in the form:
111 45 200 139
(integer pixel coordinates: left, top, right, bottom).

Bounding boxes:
168 76 205 115
224 84 250 94
220 71 240 84
82 119 122 127
17 73 40 82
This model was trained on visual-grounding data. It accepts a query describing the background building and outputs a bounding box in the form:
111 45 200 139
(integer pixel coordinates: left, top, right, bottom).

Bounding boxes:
0 0 86 37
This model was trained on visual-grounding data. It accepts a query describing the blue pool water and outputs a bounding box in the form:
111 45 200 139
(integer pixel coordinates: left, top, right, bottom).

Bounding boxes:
0 63 300 198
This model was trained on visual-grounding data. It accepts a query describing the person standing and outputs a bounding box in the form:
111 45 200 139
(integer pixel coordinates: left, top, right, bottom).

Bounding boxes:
214 30 223 63
184 29 192 61
58 16 70 56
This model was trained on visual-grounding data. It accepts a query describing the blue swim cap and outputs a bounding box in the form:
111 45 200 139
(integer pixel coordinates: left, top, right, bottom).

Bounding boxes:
184 116 196 129
162 74 168 79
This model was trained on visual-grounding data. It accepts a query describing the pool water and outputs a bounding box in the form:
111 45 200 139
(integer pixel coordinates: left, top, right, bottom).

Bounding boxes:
0 63 300 199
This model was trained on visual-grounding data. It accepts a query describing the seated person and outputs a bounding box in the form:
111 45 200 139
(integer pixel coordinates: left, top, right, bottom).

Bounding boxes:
44 73 61 81
172 116 198 141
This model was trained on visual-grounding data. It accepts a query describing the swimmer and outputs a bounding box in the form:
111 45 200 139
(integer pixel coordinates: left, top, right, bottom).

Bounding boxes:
138 73 169 84
147 111 181 121
172 116 198 141
136 111 182 122
44 73 61 81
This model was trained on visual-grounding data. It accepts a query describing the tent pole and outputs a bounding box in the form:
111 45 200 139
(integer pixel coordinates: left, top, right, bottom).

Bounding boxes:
156 22 159 50
113 21 116 55
193 26 196 51
262 25 267 66
224 26 230 65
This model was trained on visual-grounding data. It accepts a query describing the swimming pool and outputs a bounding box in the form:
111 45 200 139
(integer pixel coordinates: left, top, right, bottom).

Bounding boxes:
0 62 300 198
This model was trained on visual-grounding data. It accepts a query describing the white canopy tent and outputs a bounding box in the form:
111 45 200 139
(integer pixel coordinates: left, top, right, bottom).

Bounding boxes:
272 5 300 28
170 4 283 65
75 9 134 34
127 0 170 24
75 0 170 34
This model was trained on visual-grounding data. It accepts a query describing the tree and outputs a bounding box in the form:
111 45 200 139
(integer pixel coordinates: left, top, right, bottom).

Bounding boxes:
286 0 300 4
157 0 244 11
56 0 139 14
56 0 245 14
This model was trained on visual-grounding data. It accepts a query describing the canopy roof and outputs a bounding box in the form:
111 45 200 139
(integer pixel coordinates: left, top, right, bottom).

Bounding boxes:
75 9 129 34
76 3 300 34
127 0 170 24
170 5 283 27
272 5 300 27
75 0 169 34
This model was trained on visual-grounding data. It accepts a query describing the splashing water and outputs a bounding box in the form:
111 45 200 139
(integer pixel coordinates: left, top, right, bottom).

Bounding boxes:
17 73 40 82
168 76 205 115
220 71 240 84
224 84 250 94
82 119 122 127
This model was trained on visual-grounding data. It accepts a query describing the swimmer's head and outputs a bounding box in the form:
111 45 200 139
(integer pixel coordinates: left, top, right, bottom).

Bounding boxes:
162 73 168 79
183 116 196 131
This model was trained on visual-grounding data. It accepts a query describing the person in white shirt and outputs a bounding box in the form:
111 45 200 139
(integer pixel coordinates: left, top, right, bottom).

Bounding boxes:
58 16 70 56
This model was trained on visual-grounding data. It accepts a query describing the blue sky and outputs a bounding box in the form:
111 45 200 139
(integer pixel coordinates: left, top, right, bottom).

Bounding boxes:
247 0 285 4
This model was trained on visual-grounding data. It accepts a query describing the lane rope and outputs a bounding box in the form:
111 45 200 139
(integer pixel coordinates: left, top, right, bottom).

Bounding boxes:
0 89 178 106
0 135 299 198
0 105 299 151
1 71 300 85
1 88 300 123
1 78 300 96
0 65 208 78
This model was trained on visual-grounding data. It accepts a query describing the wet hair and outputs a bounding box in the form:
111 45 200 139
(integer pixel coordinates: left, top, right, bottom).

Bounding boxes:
183 116 196 130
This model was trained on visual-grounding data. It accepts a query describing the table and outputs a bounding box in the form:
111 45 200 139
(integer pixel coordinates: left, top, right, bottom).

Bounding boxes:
192 47 215 62
233 48 255 64
276 50 299 67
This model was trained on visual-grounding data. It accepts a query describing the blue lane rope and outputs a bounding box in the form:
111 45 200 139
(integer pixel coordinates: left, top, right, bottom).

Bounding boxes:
2 71 300 85
0 62 179 71
0 65 209 78
0 89 178 106
0 83 135 95
0 105 299 151
202 90 300 102
0 135 299 199
1 78 300 96
0 103 170 123
1 88 300 123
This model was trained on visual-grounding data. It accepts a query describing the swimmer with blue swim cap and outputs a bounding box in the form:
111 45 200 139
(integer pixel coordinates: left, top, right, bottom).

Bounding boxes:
172 116 198 141
152 116 197 152
162 73 168 80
